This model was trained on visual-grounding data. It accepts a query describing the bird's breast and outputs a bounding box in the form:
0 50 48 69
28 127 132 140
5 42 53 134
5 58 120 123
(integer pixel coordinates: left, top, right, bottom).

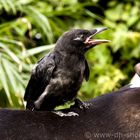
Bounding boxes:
53 54 86 88
53 66 84 89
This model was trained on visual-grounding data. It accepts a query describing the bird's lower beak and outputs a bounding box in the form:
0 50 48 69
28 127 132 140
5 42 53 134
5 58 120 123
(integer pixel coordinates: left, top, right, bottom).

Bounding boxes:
84 27 110 49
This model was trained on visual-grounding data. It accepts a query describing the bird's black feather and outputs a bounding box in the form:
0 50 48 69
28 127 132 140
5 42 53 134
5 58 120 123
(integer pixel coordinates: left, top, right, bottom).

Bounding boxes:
24 53 55 102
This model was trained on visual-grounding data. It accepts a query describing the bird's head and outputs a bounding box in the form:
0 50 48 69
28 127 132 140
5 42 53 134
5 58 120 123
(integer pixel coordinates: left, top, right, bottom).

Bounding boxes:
55 28 110 54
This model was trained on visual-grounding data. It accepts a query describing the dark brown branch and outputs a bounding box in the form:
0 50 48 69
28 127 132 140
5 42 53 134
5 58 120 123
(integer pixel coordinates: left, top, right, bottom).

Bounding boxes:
0 87 140 140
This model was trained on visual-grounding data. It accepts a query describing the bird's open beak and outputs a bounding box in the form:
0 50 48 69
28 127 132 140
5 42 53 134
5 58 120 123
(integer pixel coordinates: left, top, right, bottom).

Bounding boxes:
84 27 110 48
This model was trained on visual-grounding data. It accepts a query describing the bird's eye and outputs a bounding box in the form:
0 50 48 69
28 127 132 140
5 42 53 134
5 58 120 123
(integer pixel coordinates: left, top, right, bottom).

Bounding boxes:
73 34 84 41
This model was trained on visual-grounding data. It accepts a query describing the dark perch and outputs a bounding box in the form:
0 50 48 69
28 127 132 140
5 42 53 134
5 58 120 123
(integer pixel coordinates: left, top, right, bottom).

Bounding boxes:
0 87 140 140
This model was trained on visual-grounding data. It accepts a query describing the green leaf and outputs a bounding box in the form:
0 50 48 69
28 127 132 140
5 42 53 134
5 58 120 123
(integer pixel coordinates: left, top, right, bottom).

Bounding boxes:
23 44 55 58
0 42 21 64
22 6 54 43
0 57 13 105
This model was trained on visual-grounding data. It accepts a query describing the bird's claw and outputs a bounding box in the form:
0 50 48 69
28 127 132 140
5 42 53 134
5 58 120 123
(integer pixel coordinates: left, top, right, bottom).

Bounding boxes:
72 99 91 110
26 101 36 111
79 102 91 109
52 111 79 117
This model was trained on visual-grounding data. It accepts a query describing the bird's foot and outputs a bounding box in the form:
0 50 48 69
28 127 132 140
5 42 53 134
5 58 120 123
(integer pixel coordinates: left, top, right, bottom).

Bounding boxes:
72 99 91 110
26 101 35 111
52 111 79 117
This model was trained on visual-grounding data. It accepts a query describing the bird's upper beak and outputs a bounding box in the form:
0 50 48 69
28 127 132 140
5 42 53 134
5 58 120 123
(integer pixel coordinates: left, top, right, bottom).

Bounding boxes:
84 27 110 49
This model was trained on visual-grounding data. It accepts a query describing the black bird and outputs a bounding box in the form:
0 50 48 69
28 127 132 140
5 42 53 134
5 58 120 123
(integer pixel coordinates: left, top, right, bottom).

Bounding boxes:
24 28 109 111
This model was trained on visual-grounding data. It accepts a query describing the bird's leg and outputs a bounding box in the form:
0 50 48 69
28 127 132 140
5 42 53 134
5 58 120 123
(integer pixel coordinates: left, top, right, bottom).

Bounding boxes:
34 85 51 109
35 78 64 110
72 98 91 109
26 100 35 111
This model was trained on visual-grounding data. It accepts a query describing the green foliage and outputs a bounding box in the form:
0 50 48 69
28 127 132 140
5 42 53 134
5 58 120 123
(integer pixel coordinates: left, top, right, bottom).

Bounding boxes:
0 0 139 108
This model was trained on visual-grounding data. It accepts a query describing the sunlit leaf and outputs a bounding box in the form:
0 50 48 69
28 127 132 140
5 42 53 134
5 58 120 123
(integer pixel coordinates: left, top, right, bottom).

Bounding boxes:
0 57 13 106
23 44 55 58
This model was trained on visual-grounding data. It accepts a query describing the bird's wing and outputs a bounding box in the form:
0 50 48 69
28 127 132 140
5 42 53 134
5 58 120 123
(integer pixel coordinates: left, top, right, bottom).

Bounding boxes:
84 59 90 81
24 53 56 101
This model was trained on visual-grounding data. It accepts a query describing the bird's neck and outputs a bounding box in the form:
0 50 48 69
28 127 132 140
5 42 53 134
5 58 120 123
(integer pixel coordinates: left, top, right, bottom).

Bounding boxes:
54 49 85 57
54 43 85 56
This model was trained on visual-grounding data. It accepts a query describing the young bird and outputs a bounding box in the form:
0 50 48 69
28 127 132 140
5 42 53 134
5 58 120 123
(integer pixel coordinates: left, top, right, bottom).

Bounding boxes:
24 28 109 111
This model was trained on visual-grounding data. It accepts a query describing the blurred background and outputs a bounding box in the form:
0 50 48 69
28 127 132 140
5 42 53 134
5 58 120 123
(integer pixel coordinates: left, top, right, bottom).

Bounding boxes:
0 0 140 109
